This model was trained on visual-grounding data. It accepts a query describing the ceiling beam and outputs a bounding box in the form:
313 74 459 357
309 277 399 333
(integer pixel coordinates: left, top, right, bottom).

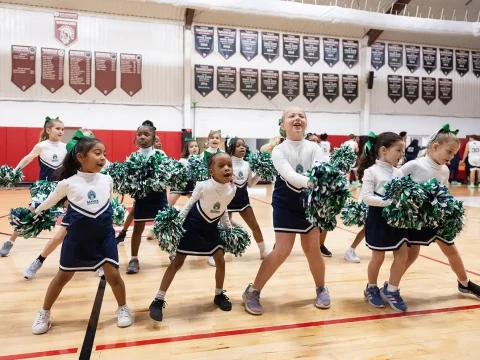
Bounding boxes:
185 8 195 30
366 0 412 46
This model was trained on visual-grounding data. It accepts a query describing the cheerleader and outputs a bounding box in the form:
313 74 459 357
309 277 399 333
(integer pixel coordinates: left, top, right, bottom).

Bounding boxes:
148 152 236 321
31 134 132 334
225 137 271 259
402 126 480 298
358 132 409 312
305 133 319 143
243 107 329 315
1 117 66 257
319 133 331 161
168 139 199 206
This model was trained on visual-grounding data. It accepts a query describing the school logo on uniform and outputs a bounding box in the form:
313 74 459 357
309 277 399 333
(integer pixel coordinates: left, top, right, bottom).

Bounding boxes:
87 190 99 205
211 201 221 214
238 171 244 179
295 164 304 174
52 154 58 162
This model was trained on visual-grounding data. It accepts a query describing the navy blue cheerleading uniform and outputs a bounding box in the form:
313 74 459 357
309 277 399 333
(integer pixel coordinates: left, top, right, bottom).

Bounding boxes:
227 156 259 213
170 157 195 196
271 139 325 234
360 160 408 251
177 178 236 256
401 156 453 246
35 172 118 272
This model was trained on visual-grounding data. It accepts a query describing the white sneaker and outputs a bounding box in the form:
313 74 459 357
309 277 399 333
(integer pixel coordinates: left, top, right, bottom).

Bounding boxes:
207 256 216 267
32 310 51 335
117 305 133 327
147 230 156 240
24 259 43 280
260 246 271 260
344 248 360 263
98 267 104 278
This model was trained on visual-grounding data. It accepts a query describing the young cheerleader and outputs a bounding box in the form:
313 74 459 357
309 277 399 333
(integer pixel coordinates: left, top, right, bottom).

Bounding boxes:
401 126 480 298
168 139 199 206
319 133 331 161
1 117 66 257
148 152 236 321
359 132 409 312
31 134 132 334
225 137 271 259
243 107 329 315
305 133 319 143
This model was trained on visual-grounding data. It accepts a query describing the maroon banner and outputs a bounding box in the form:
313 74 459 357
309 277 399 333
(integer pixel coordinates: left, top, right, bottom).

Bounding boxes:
41 48 64 93
120 53 142 97
54 11 78 47
69 50 91 94
95 52 117 96
11 45 36 91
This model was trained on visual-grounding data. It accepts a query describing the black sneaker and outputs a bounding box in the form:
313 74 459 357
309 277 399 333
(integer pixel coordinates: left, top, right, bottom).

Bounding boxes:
149 299 166 321
214 291 232 311
458 280 480 299
320 245 332 257
116 230 127 245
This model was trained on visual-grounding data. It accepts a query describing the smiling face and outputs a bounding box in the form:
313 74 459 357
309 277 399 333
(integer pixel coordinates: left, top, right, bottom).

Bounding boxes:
208 132 221 149
136 126 154 149
209 153 233 184
379 140 405 166
77 142 106 173
281 107 307 141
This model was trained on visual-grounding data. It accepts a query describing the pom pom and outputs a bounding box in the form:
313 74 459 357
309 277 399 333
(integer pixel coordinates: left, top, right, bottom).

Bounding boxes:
187 155 209 182
329 145 357 174
101 161 129 195
303 162 351 231
419 178 451 229
0 165 23 188
29 180 66 210
153 205 185 253
437 198 466 241
164 158 189 190
111 197 126 226
341 201 368 227
246 151 278 182
218 225 251 257
9 207 57 239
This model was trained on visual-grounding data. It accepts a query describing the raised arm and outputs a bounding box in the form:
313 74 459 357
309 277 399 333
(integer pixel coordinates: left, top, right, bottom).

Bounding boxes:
15 143 42 171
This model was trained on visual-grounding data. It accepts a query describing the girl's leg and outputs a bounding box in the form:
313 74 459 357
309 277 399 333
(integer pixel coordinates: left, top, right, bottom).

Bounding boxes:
351 228 365 249
239 208 270 258
344 228 365 263
0 231 19 256
389 243 408 287
168 193 181 206
116 205 135 244
367 250 385 286
212 250 231 311
126 221 145 274
319 231 331 257
103 263 127 306
403 245 420 273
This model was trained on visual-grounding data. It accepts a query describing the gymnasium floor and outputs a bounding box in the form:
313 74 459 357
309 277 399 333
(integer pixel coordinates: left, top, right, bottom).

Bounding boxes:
1 185 480 360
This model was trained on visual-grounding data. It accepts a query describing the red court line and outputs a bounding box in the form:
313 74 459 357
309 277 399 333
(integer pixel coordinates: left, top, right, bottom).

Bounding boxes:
96 303 480 351
419 254 480 277
0 348 78 360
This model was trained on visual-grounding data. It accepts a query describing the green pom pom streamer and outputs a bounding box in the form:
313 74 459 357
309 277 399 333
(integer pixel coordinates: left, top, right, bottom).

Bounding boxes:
188 155 209 182
341 201 368 227
164 158 189 190
30 180 56 199
111 197 126 226
218 225 251 257
101 161 129 195
437 198 465 241
153 205 185 253
419 178 451 229
246 151 278 182
330 145 357 174
9 207 58 239
0 165 23 188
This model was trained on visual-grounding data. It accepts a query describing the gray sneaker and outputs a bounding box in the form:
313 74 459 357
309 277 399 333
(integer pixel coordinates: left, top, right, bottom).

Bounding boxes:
24 259 43 279
0 241 14 257
126 258 139 274
315 286 331 309
242 284 263 315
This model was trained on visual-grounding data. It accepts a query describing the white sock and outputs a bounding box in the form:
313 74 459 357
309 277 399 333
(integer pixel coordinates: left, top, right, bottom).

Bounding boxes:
155 290 166 300
367 283 377 288
248 286 259 293
387 284 398 292
131 256 138 260
215 288 223 296
41 309 51 314
459 279 469 287
349 247 355 252
257 241 266 252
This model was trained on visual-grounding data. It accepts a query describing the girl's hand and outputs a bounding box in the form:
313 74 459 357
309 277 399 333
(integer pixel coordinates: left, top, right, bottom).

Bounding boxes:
307 181 315 189
29 206 36 214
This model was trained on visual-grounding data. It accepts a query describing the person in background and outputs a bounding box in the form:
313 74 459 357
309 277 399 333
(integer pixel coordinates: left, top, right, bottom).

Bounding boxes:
319 133 331 161
343 134 360 187
305 133 320 144
448 151 461 186
462 135 480 189
399 131 407 165
405 139 426 163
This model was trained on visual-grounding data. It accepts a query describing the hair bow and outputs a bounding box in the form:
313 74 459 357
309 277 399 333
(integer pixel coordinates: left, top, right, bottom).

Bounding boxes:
226 136 237 147
66 129 94 154
430 123 459 143
364 131 376 152
184 137 196 142
45 116 59 124
278 118 286 137
211 129 221 133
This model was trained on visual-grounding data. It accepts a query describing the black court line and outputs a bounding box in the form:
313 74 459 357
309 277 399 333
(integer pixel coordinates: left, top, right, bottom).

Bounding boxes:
79 276 106 360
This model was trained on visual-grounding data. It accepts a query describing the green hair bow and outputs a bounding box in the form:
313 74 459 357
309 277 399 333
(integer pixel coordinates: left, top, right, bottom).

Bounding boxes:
278 118 286 137
66 130 94 154
430 123 459 142
210 129 221 133
364 131 376 152
184 137 196 142
226 136 237 147
45 116 59 124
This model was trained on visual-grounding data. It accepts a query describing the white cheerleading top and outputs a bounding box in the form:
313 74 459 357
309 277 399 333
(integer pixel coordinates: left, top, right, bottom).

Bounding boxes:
320 141 331 158
400 156 449 185
360 160 403 207
232 156 259 187
15 140 67 171
135 147 166 159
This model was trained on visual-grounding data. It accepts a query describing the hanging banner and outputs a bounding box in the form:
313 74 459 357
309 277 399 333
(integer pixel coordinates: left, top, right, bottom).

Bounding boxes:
371 42 385 70
404 76 419 104
342 74 358 104
95 52 116 96
240 30 258 61
54 12 78 47
343 40 359 69
217 28 236 60
440 49 454 76
439 78 453 105
455 50 469 77
323 38 340 67
422 47 437 74
303 72 320 103
388 43 403 72
240 68 258 99
283 34 300 65
11 45 36 92
261 69 279 100
303 36 320 66
282 71 300 101
261 32 279 63
69 50 91 95
41 48 64 93
422 77 436 105
322 73 339 103
194 26 214 58
194 64 214 97
120 53 142 97
387 75 402 103
217 66 236 98
473 51 480 78
405 45 420 73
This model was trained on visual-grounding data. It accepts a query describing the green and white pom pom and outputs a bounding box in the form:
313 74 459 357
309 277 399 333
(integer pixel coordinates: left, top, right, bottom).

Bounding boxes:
382 176 428 229
419 178 451 229
153 205 185 254
165 158 189 190
330 145 357 174
187 155 209 182
111 197 126 226
303 162 351 231
246 151 278 182
9 207 57 239
437 198 466 241
218 225 251 257
0 165 23 188
341 201 368 227
30 180 56 199
101 161 128 195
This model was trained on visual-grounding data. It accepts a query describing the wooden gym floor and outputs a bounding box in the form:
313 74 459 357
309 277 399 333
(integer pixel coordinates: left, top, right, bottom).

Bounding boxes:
1 185 480 360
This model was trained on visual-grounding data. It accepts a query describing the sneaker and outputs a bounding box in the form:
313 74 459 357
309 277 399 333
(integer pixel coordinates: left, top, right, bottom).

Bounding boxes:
126 258 139 274
98 267 104 278
147 230 156 240
242 284 263 315
117 305 133 327
452 181 462 186
260 246 271 260
468 184 475 189
116 230 127 245
320 244 332 258
207 256 216 267
315 286 331 309
149 299 166 321
380 282 408 312
214 290 232 311
458 280 480 299
364 285 385 308
0 241 14 257
344 248 360 263
168 253 176 262
32 310 51 335
24 259 43 280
